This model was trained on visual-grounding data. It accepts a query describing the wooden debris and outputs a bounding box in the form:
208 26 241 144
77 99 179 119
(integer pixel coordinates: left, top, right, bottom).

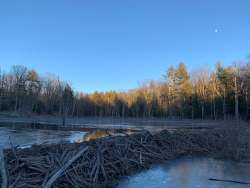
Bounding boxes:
0 149 8 188
209 178 250 185
1 127 250 188
43 146 89 188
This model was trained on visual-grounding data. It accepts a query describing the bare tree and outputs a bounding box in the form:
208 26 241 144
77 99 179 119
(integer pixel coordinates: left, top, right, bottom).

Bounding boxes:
209 73 220 120
62 84 74 126
11 65 28 112
234 64 239 122
192 69 209 120
0 62 249 120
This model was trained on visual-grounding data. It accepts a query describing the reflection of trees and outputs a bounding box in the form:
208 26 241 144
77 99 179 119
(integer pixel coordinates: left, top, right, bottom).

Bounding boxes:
167 161 191 187
82 130 112 142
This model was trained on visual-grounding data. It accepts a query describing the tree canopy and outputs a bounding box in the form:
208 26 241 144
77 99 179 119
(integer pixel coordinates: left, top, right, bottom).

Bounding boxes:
0 61 249 120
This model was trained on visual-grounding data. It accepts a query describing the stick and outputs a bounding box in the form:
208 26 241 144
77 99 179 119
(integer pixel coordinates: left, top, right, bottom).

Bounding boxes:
43 146 88 188
209 178 250 185
0 149 8 188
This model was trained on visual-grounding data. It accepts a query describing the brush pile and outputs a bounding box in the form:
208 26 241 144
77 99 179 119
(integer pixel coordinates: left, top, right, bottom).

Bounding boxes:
3 127 250 188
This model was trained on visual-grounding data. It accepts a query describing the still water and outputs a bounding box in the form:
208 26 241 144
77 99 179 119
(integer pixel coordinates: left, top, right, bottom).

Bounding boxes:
117 157 250 188
0 127 86 149
0 125 133 149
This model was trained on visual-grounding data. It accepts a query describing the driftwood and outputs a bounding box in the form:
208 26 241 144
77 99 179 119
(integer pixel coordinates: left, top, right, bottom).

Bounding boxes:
2 127 250 188
0 149 8 188
43 146 89 188
209 178 250 185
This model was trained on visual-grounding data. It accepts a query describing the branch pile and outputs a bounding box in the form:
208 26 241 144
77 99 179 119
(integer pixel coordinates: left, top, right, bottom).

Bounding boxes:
3 127 250 188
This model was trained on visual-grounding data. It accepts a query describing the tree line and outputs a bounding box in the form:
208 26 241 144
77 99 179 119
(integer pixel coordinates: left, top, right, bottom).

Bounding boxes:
0 61 249 120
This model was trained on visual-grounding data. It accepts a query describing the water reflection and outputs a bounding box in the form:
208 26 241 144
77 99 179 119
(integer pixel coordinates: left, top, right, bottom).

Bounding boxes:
117 157 250 188
77 128 135 142
0 127 86 149
0 126 136 149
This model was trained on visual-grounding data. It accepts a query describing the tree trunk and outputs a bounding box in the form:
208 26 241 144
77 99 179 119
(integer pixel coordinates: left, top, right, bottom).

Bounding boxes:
234 75 239 123
201 102 204 120
15 93 18 113
213 99 216 120
192 105 194 120
62 109 66 126
246 89 249 119
223 88 226 120
191 93 194 120
210 97 213 119
0 91 2 111
62 105 68 127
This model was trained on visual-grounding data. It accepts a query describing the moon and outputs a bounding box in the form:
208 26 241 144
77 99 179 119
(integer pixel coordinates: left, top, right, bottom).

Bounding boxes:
214 29 219 33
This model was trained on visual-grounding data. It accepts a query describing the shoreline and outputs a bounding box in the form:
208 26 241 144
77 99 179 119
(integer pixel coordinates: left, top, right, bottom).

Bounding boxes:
0 114 248 131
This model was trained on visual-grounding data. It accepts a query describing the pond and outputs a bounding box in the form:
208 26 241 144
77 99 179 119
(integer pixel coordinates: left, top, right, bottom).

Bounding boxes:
0 126 86 149
117 157 250 188
0 123 135 149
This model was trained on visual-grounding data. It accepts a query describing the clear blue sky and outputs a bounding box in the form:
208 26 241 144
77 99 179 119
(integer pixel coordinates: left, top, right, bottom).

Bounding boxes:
0 0 250 92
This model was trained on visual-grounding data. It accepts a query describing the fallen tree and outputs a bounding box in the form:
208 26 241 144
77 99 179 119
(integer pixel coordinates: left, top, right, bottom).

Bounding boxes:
2 126 250 188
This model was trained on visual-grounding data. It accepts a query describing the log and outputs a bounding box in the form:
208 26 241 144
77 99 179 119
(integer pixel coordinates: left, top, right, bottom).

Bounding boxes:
0 149 8 188
43 146 89 188
3 128 250 188
209 178 250 185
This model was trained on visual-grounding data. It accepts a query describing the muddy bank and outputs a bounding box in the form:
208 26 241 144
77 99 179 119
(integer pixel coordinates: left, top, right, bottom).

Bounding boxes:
2 126 250 188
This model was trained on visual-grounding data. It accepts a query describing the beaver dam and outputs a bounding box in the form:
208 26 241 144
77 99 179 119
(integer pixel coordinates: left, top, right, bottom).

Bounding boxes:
1 126 250 188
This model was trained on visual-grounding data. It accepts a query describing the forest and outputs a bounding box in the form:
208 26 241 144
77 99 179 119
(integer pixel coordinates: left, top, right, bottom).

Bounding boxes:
0 60 250 120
